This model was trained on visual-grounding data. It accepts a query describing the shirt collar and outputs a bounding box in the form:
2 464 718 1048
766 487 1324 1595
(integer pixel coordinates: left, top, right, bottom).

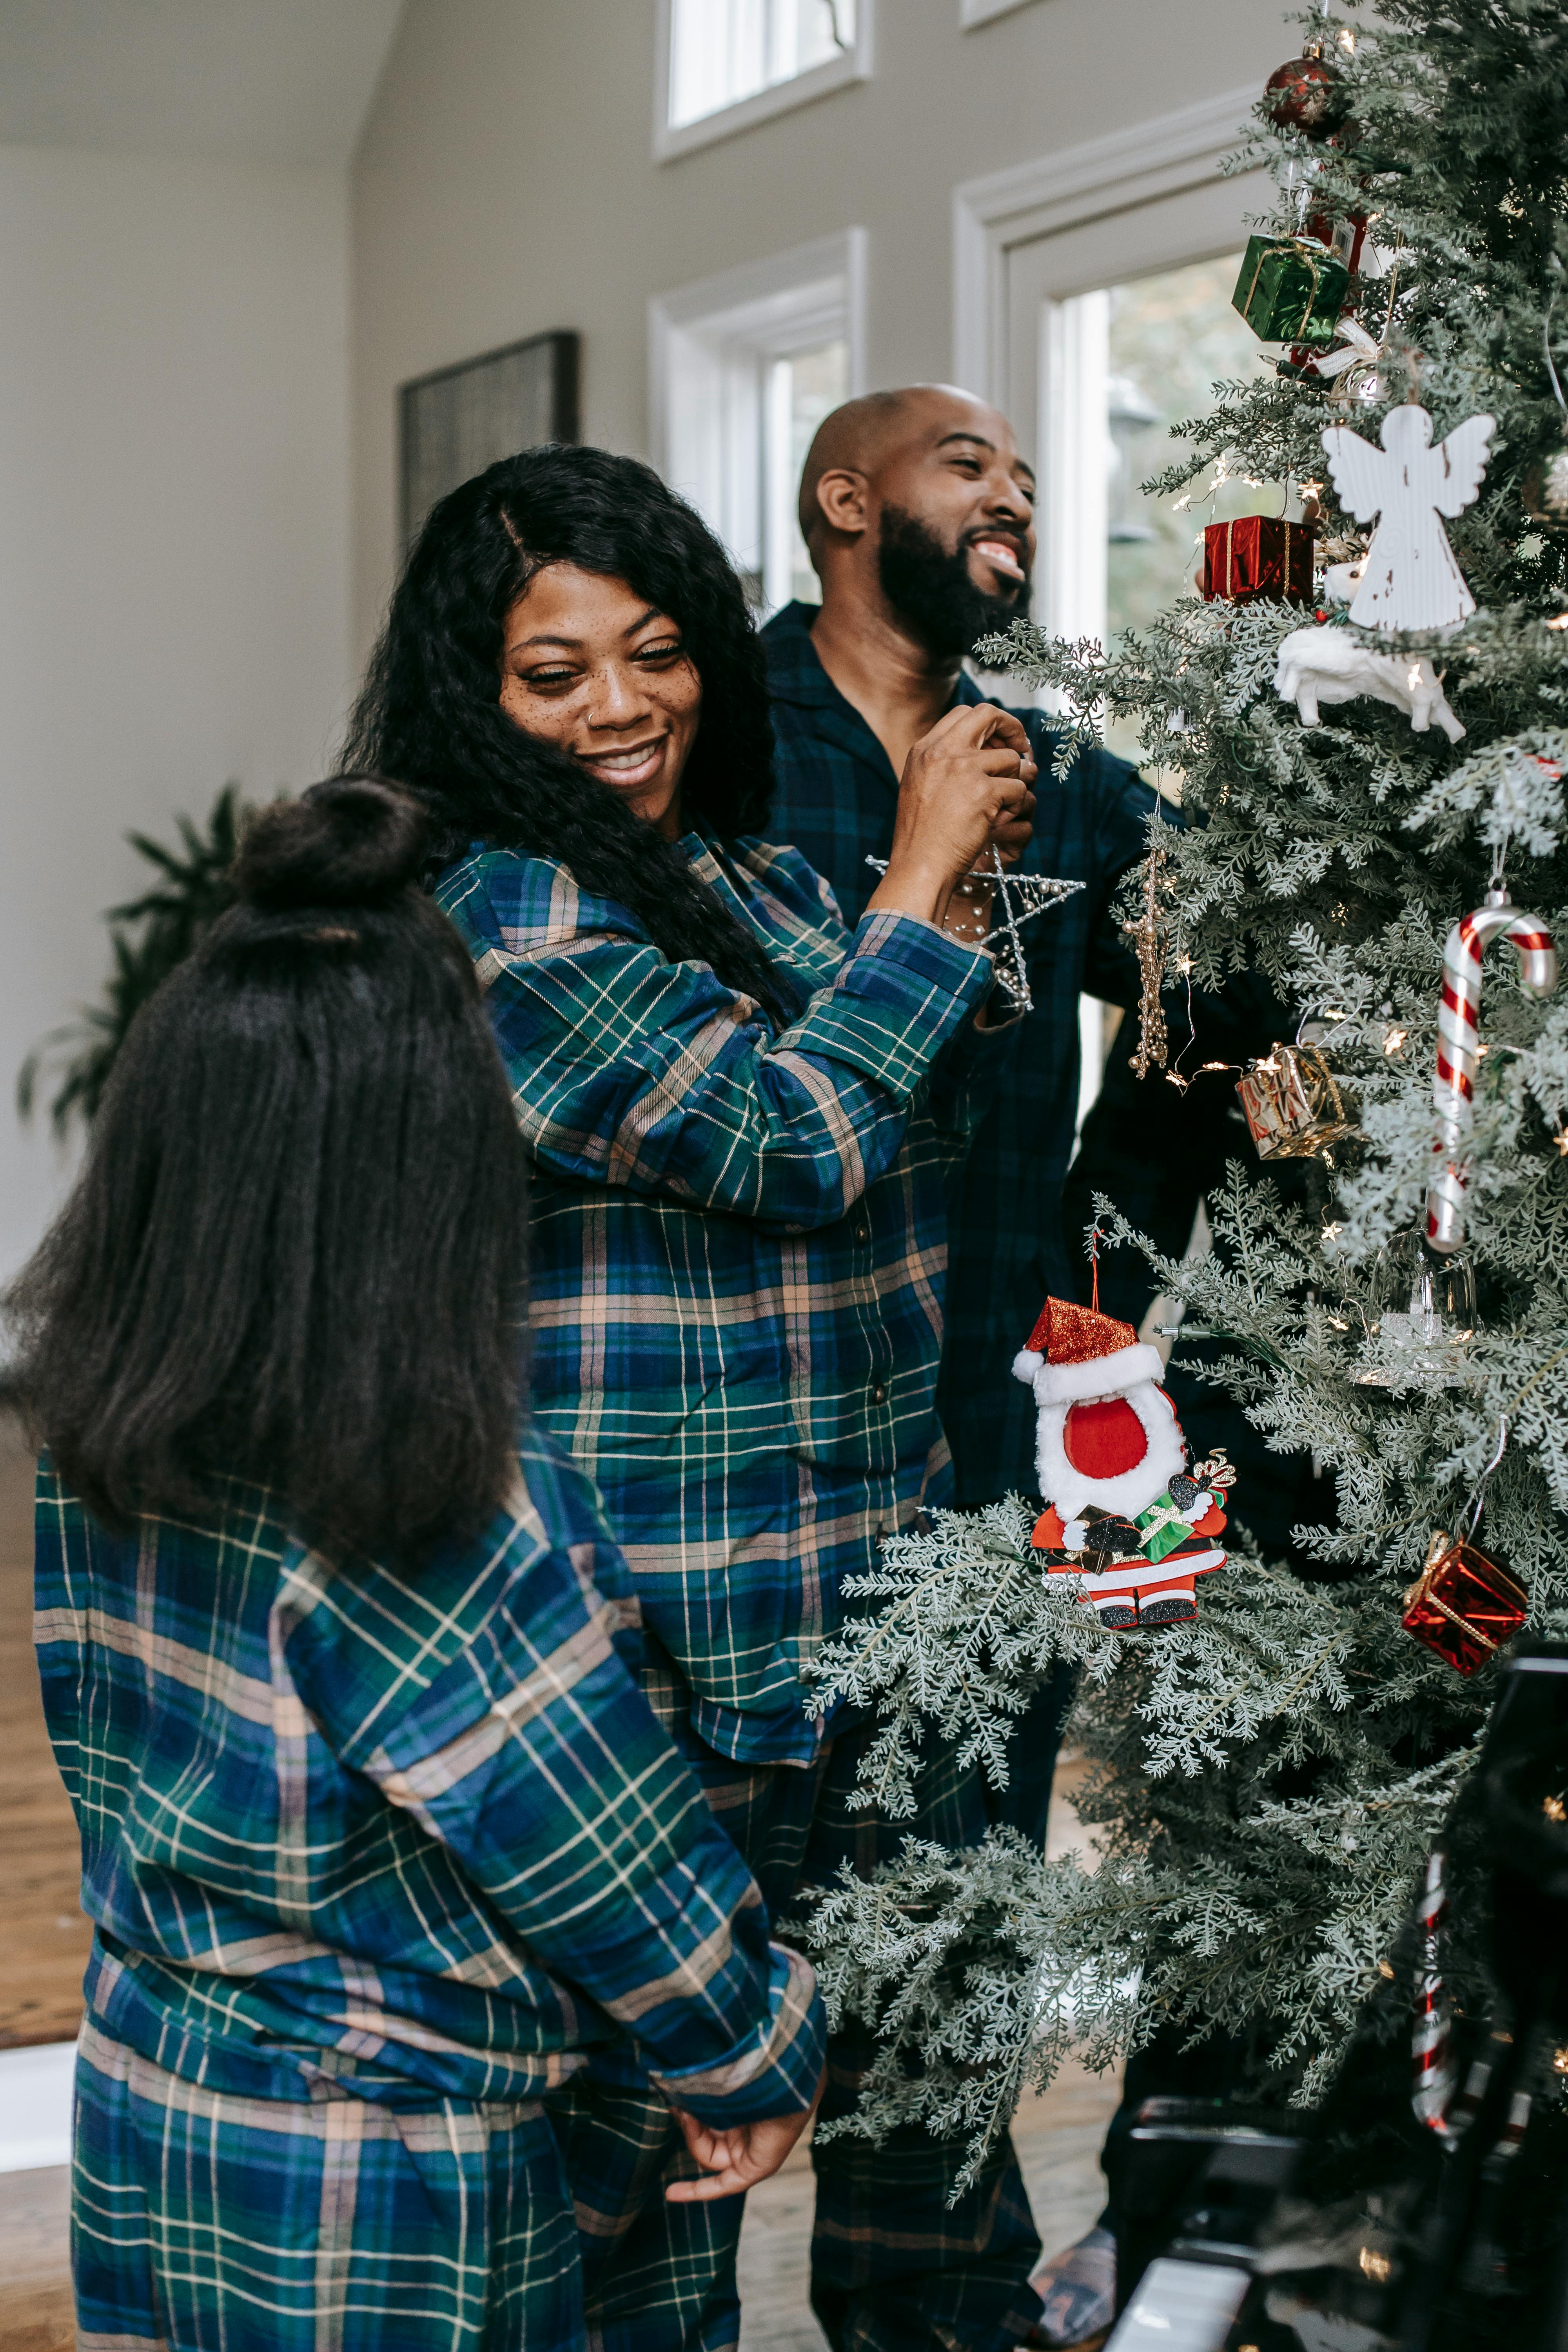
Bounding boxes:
760 598 986 717
759 600 842 708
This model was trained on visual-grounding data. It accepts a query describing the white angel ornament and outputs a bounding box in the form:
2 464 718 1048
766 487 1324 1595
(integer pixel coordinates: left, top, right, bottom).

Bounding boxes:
1321 404 1494 632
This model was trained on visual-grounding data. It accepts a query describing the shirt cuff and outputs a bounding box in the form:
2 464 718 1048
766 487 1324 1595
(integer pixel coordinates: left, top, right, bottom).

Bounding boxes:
782 908 995 1104
848 907 994 1002
646 1942 825 2125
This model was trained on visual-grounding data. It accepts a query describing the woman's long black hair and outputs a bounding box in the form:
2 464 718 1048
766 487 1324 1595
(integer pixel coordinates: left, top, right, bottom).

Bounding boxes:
343 443 800 1029
5 779 529 1564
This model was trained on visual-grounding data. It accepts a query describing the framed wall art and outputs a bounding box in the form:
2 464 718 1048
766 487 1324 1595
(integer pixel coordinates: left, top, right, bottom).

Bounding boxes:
399 328 580 546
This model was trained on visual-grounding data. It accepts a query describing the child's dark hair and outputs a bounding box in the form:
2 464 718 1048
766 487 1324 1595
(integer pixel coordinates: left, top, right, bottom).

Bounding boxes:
6 777 528 1564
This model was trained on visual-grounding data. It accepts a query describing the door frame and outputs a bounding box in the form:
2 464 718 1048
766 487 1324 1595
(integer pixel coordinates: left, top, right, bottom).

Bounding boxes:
951 87 1261 405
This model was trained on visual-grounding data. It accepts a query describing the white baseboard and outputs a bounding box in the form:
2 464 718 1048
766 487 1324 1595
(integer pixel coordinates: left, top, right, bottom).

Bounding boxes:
0 2037 76 2173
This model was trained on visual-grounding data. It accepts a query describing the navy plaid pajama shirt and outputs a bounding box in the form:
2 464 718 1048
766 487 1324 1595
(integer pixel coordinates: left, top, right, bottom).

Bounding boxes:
36 1432 823 2350
760 598 1165 1514
436 831 1045 2348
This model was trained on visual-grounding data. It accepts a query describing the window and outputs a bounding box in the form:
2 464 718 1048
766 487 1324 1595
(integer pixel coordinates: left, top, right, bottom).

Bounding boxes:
650 232 864 615
749 339 849 610
1042 254 1281 759
1048 256 1276 1132
655 0 870 160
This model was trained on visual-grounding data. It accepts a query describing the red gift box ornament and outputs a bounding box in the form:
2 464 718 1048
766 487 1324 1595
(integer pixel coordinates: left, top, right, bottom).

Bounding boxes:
1401 1530 1527 1675
1201 515 1315 605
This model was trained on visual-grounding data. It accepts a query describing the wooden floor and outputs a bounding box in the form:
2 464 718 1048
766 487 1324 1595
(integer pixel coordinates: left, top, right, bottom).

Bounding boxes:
0 1412 82 2349
0 1421 1113 2347
0 1415 92 2051
733 2058 1116 2352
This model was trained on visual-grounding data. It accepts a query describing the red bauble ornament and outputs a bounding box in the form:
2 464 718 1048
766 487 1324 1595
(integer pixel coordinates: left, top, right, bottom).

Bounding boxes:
1263 52 1347 139
1401 1530 1527 1676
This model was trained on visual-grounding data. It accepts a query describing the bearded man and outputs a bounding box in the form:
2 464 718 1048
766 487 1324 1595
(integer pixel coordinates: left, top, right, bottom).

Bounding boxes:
762 385 1282 2351
764 384 1174 1522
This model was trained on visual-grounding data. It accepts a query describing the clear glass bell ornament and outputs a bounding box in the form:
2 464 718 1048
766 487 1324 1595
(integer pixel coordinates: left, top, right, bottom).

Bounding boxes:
1330 354 1386 410
1351 1227 1477 1388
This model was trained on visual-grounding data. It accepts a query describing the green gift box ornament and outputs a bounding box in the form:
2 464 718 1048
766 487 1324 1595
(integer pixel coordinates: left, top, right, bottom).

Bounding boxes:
1231 234 1349 348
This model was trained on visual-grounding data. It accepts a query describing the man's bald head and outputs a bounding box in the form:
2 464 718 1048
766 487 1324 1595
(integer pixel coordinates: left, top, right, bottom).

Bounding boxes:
798 389 919 544
797 385 1015 550
795 383 1036 657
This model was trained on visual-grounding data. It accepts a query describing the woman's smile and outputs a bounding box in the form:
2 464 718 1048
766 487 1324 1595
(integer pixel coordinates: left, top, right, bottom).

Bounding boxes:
576 735 672 793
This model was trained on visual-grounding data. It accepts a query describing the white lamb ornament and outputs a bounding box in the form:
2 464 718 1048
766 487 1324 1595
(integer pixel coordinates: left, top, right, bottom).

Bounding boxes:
1013 1295 1234 1633
1274 628 1466 742
1275 403 1493 742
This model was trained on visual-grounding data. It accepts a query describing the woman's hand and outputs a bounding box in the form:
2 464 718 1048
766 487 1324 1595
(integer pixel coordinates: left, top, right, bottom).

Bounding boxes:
664 2073 825 2204
867 704 1036 932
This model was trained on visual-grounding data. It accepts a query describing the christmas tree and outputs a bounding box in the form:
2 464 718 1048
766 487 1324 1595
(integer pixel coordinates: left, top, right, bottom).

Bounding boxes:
800 0 1568 2183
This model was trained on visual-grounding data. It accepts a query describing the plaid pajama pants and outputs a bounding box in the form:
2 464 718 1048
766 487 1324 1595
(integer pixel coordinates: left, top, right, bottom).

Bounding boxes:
553 1666 1043 2352
72 2020 583 2349
71 1740 1042 2352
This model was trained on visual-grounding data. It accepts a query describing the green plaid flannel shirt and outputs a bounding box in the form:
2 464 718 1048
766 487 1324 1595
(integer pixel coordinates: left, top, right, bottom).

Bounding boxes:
35 1429 823 2125
435 831 1013 1767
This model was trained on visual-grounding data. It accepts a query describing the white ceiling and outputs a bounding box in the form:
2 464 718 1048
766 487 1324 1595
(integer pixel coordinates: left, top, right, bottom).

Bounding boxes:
0 0 407 167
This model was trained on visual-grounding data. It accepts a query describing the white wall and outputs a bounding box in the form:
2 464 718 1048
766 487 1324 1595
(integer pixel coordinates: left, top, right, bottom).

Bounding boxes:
350 0 1289 657
0 145 352 1280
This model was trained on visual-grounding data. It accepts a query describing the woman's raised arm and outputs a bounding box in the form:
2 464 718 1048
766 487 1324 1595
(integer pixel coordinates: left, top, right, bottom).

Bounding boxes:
444 857 998 1231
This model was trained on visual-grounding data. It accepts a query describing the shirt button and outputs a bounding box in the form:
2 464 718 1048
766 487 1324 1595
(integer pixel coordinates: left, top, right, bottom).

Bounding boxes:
871 1382 887 1406
853 1220 870 1244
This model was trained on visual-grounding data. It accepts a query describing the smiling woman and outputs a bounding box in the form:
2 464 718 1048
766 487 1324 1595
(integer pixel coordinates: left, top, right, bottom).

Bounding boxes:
498 568 702 838
344 442 1045 2341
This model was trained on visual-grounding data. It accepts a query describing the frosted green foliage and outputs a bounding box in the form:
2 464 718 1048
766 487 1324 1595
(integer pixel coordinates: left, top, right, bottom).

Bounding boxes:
797 0 1568 2185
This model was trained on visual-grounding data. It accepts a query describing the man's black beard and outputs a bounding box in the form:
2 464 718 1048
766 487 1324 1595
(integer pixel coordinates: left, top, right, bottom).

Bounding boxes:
876 503 1029 659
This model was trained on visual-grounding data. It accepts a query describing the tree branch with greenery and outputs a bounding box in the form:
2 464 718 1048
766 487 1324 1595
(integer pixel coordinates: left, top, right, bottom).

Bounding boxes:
795 0 1568 2190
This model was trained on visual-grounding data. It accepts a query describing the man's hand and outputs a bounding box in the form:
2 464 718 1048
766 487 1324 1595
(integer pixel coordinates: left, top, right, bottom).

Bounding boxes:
868 703 1036 930
664 2073 825 2204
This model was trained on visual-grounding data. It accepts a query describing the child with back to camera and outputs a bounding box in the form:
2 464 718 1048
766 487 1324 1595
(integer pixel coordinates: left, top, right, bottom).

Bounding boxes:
8 778 823 2352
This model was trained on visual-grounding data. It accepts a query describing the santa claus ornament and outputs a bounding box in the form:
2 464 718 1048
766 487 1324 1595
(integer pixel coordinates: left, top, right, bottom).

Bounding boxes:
1013 1296 1236 1631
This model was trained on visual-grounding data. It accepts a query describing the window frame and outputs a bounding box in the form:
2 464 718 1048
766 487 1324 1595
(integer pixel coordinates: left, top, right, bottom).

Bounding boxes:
960 0 1046 27
652 0 873 163
648 229 867 610
949 87 1259 418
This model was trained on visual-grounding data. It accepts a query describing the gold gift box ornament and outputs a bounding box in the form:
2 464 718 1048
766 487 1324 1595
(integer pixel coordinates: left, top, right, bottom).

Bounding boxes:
1236 1042 1358 1161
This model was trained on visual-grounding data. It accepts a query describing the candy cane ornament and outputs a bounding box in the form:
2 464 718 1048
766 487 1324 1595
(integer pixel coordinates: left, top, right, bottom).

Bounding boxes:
1411 1846 1457 2138
1426 887 1558 1254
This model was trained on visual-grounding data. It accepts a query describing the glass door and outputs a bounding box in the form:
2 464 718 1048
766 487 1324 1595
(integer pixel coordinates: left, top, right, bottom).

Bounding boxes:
997 175 1267 1125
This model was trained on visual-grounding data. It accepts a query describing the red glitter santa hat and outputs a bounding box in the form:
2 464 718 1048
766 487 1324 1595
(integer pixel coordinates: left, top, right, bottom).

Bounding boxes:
1011 1294 1165 1408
